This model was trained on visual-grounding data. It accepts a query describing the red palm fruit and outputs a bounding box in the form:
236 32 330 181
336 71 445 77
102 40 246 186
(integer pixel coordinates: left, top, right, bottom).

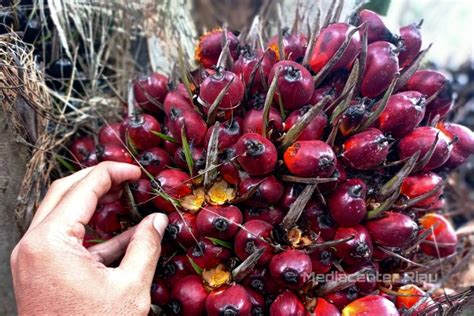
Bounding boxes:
195 29 239 68
133 72 168 114
130 179 153 206
430 197 447 211
232 48 276 92
239 175 284 207
167 211 200 248
356 9 398 44
372 245 390 261
377 91 426 138
324 69 352 95
174 146 206 173
301 199 337 240
400 172 443 208
398 126 452 171
137 147 171 177
199 70 244 112
70 136 98 167
268 60 314 110
162 139 180 158
310 23 361 73
319 160 347 193
206 285 252 316
70 136 95 161
168 275 208 315
269 250 312 289
96 144 133 164
345 262 379 295
90 201 127 235
361 41 399 98
278 183 305 211
419 213 457 257
236 133 277 176
339 100 367 136
341 128 389 170
81 150 99 167
243 106 283 136
218 146 242 185
241 266 268 293
264 276 283 295
334 225 373 265
324 286 359 311
161 118 181 155
310 85 337 105
98 123 122 146
168 107 208 146
163 84 193 115
196 205 243 240
267 30 308 62
160 255 193 285
399 21 423 67
192 65 212 85
151 169 192 213
437 122 474 168
328 179 367 227
284 106 328 141
403 70 453 121
204 117 243 151
151 279 170 306
342 295 399 316
243 206 284 226
309 247 334 274
366 212 418 248
245 288 265 316
396 284 433 314
270 291 306 316
186 238 232 270
234 220 274 265
312 298 341 316
120 113 161 151
284 140 336 177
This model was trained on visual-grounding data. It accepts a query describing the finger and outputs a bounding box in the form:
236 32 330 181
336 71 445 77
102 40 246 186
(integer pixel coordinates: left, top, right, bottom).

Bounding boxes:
45 162 141 227
28 167 94 231
88 227 137 265
118 213 168 284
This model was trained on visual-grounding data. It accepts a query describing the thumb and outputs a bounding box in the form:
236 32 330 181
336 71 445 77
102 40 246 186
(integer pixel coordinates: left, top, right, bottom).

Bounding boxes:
118 213 168 285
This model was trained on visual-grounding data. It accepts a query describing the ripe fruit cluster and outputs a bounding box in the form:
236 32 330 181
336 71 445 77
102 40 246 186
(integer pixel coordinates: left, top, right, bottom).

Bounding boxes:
69 9 473 316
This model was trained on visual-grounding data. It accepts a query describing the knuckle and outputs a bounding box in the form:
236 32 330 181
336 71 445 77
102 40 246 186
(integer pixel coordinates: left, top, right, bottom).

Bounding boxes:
15 238 39 258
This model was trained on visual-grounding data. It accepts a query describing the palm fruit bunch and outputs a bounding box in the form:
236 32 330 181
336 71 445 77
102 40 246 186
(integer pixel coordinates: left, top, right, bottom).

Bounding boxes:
68 7 474 316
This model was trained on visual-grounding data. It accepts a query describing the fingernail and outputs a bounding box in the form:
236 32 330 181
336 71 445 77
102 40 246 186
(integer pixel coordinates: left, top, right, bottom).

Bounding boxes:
153 213 169 238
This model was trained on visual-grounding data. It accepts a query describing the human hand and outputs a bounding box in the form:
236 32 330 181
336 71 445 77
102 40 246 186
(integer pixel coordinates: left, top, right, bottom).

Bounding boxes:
11 162 169 315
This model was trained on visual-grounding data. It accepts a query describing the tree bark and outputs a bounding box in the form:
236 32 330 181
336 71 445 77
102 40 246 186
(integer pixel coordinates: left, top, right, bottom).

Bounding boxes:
0 109 27 315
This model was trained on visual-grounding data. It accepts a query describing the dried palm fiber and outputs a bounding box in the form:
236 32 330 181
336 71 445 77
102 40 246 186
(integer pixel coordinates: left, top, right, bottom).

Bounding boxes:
0 32 52 231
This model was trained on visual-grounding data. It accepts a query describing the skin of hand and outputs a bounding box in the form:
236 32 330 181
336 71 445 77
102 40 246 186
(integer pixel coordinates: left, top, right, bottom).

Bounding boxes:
10 162 169 315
